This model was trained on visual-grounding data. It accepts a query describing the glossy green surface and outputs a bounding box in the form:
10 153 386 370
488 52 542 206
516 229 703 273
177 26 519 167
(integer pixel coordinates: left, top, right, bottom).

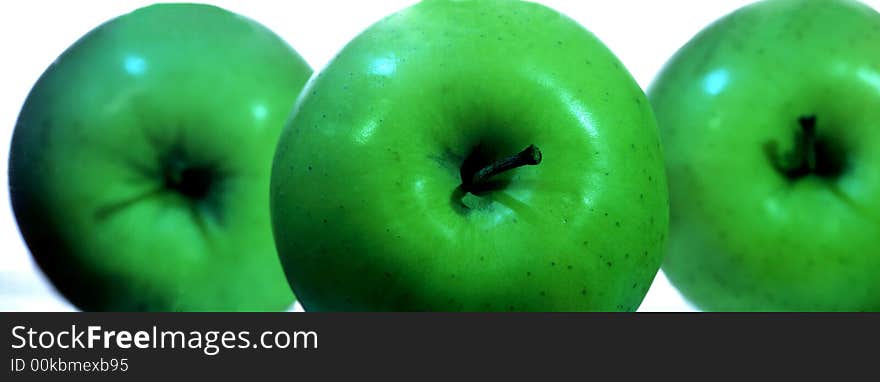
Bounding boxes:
650 0 880 311
271 0 668 311
9 4 312 311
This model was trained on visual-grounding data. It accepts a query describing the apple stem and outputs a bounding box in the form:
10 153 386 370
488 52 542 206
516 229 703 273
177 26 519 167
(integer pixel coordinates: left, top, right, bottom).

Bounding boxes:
801 116 817 173
767 116 819 179
465 144 542 191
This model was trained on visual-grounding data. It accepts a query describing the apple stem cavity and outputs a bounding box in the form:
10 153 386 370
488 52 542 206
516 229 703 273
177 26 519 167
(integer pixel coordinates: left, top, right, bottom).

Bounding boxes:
766 115 844 181
464 144 542 192
164 161 214 200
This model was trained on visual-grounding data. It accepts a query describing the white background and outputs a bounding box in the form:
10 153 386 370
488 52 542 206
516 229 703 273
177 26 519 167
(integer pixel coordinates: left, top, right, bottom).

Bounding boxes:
2 0 875 312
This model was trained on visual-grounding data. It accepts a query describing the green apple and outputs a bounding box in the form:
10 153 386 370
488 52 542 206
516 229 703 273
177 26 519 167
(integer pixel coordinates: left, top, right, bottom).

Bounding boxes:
9 4 312 311
650 0 880 311
271 0 668 311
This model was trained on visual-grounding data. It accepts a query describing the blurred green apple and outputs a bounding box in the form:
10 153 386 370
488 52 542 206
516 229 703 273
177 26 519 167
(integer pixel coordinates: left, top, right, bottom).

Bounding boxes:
650 0 880 311
9 4 312 311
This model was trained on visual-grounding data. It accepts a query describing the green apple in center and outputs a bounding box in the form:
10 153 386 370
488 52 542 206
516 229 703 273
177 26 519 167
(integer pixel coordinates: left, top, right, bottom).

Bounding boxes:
270 0 668 311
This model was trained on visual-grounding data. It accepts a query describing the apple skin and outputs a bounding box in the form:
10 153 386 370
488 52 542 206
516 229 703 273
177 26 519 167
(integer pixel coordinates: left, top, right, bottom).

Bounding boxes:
9 4 312 311
271 0 668 311
649 0 880 311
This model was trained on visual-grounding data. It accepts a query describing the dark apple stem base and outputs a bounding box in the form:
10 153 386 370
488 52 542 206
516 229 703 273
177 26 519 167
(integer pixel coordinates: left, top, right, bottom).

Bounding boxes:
768 115 844 180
